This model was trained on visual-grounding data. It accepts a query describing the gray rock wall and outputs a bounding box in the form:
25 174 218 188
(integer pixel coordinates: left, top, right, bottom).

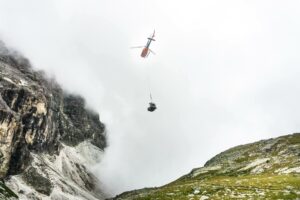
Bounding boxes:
0 44 106 179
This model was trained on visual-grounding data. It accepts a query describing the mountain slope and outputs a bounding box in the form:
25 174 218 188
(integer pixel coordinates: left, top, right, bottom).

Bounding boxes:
0 42 107 199
113 133 300 200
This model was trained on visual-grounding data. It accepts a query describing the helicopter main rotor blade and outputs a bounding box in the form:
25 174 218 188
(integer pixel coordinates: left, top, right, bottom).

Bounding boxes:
149 49 156 55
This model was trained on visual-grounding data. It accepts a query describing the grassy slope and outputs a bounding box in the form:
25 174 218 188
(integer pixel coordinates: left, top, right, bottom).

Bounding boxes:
113 133 300 200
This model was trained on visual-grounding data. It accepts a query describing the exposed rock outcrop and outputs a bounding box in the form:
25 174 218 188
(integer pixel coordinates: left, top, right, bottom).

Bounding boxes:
0 42 107 199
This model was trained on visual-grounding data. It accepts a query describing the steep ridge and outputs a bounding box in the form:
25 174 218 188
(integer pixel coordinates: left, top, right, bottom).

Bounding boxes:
113 133 300 200
0 43 107 199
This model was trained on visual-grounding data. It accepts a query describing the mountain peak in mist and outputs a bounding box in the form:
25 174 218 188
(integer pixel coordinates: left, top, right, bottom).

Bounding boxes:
0 42 107 199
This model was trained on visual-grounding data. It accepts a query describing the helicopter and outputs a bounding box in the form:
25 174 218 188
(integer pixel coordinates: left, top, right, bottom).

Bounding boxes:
131 30 156 58
132 30 158 112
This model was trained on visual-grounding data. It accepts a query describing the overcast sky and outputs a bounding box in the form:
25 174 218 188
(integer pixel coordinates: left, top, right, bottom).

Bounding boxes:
1 0 300 196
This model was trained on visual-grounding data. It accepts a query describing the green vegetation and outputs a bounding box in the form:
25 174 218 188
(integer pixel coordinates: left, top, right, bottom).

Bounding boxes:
115 174 300 200
113 133 300 200
0 182 18 199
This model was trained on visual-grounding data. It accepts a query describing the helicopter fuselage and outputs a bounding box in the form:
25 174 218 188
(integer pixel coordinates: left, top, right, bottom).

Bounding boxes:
141 37 155 58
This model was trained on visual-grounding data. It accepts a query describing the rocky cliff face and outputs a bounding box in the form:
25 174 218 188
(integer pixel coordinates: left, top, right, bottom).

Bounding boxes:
0 43 107 199
113 133 300 200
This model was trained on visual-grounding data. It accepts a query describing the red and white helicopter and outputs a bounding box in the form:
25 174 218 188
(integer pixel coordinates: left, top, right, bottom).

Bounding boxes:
132 30 156 58
132 30 158 112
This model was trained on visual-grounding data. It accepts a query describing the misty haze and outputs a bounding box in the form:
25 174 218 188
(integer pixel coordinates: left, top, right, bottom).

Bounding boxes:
0 0 300 199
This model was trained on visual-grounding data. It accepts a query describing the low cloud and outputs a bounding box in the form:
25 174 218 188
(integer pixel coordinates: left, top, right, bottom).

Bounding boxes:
1 0 300 196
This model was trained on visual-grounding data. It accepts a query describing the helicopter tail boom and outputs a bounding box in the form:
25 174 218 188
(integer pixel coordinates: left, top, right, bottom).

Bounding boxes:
147 37 156 41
